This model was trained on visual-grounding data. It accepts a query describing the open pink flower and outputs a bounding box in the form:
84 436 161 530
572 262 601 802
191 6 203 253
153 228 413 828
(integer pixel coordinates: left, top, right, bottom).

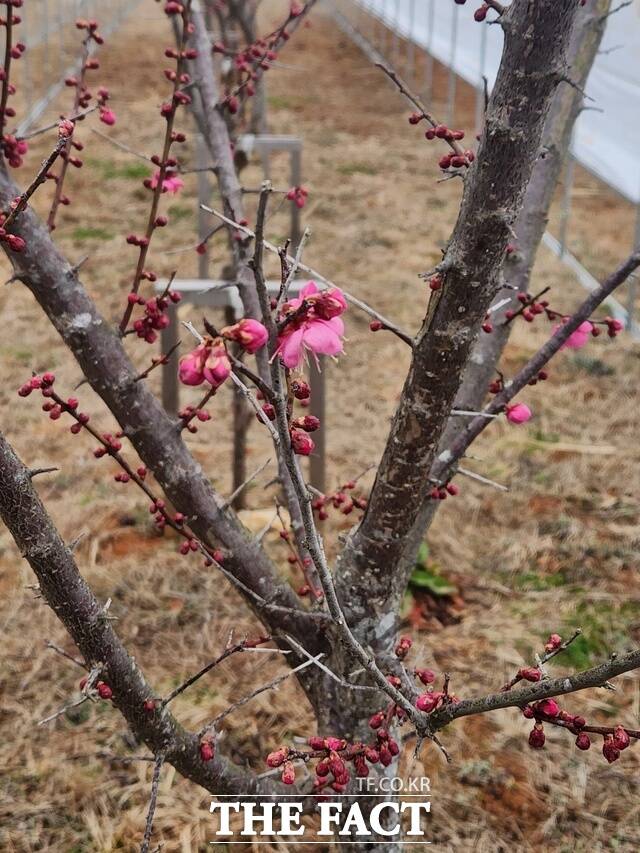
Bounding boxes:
222 317 268 354
554 318 593 350
275 281 347 369
505 402 532 425
150 170 184 194
179 339 230 389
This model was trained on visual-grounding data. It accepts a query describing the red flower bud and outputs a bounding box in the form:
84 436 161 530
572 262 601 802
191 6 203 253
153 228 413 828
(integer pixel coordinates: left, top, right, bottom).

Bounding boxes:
575 732 591 751
266 747 288 768
528 724 545 749
200 740 215 761
97 682 112 700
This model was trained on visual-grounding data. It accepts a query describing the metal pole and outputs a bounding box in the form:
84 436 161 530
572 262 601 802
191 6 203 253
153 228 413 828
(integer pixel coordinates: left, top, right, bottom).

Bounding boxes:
309 358 326 493
626 204 640 331
290 143 302 252
392 0 400 68
43 0 51 79
475 19 488 132
22 0 33 114
161 303 180 414
424 0 435 102
407 0 416 86
558 144 576 259
447 4 459 125
196 134 211 279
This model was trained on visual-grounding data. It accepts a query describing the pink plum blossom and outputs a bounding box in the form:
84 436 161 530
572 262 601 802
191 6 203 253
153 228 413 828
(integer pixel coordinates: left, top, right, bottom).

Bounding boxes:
505 403 532 425
99 107 116 126
150 170 184 194
275 281 347 369
554 318 593 350
179 339 231 390
222 318 268 354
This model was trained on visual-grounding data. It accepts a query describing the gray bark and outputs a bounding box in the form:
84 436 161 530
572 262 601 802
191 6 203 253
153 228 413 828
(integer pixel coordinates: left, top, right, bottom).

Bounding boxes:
0 164 323 655
0 430 283 797
395 0 613 580
335 0 583 656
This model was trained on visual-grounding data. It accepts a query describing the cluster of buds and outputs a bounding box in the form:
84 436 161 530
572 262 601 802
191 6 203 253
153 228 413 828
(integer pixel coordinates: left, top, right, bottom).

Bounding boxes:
179 338 232 390
45 20 113 229
178 404 211 434
0 210 25 252
408 114 474 170
17 373 92 431
286 185 309 209
428 481 460 501
2 133 27 168
311 478 368 521
127 290 182 344
17 371 224 567
525 697 635 763
214 2 305 116
119 7 194 336
267 730 401 792
75 17 104 45
500 290 625 343
0 0 26 160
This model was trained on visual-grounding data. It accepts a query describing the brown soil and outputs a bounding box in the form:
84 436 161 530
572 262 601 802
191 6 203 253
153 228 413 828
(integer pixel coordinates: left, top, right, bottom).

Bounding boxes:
1 3 639 852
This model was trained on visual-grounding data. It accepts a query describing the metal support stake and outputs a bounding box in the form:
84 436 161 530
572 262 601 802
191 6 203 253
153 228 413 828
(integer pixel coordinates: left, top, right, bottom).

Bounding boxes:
475 20 488 132
407 0 416 86
558 145 576 259
626 204 640 331
309 357 326 493
392 0 400 68
424 0 435 102
290 143 303 251
196 134 211 279
161 302 180 414
447 4 459 125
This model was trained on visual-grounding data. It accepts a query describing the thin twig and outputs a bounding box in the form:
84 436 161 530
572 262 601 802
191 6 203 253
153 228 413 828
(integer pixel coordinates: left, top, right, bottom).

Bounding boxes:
45 641 86 670
4 137 67 228
229 371 280 444
28 466 59 478
140 752 165 853
17 105 99 141
203 654 322 732
284 634 380 693
457 466 509 492
38 695 89 726
161 638 273 708
201 205 415 347
221 457 272 509
89 126 153 162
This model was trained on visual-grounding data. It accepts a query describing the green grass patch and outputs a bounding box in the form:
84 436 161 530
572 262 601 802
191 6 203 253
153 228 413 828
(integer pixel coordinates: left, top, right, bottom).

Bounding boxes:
268 94 297 110
337 161 378 176
88 157 151 181
71 226 114 242
562 601 638 668
513 570 568 592
408 544 458 597
168 203 193 221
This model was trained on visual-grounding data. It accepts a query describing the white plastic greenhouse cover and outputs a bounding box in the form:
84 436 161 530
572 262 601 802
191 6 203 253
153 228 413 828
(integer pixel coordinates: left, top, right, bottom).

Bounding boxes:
355 0 640 204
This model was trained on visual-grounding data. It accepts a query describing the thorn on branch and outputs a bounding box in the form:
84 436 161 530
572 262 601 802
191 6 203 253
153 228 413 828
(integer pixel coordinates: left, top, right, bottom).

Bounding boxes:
28 466 59 478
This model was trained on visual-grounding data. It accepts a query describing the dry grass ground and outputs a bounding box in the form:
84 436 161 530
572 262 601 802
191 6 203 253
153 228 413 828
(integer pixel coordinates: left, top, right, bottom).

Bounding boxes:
1 2 640 851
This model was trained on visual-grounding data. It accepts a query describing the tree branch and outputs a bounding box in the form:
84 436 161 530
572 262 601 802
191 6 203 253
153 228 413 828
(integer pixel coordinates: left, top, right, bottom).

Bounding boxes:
0 430 285 798
0 164 323 655
335 0 583 646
